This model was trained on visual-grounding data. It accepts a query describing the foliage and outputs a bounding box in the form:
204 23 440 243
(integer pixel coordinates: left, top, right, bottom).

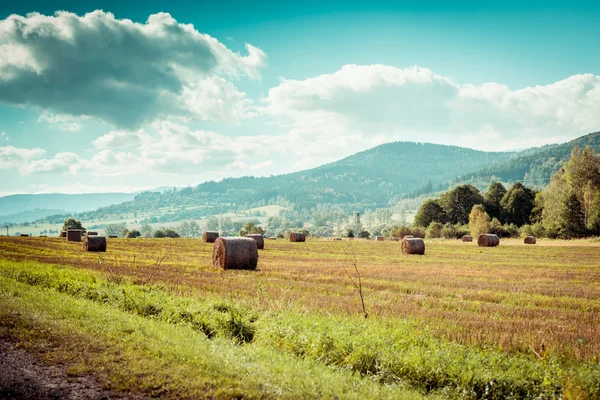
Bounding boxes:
558 194 587 239
414 199 447 227
440 185 484 225
125 230 141 238
62 218 86 234
500 182 536 226
425 222 443 239
176 221 200 238
483 181 507 221
238 221 265 237
468 205 491 238
154 229 180 238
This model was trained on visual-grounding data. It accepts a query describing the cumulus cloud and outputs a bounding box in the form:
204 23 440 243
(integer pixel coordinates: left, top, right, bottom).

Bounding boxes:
263 65 600 150
0 145 45 169
0 10 266 128
23 152 84 174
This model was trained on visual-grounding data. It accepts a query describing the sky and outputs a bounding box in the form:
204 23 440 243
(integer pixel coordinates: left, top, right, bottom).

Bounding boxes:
0 0 599 195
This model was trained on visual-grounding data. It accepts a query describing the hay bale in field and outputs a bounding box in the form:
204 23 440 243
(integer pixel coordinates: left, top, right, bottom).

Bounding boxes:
87 231 98 236
402 238 425 255
333 237 342 241
108 235 118 238
83 235 107 252
245 234 264 250
524 236 537 245
59 231 66 238
478 234 500 247
212 237 258 270
462 235 473 242
20 234 29 237
290 232 305 242
39 235 47 237
66 229 82 242
376 236 385 241
202 231 220 243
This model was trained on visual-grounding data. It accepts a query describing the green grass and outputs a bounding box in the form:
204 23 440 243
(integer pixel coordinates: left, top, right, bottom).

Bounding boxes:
1 259 598 399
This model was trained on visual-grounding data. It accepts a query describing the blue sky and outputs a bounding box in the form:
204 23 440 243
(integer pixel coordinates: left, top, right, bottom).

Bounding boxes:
0 1 599 195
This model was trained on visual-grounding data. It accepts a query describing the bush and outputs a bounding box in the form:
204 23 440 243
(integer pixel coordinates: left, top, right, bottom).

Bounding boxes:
154 229 180 238
411 226 426 238
426 222 443 239
126 230 141 238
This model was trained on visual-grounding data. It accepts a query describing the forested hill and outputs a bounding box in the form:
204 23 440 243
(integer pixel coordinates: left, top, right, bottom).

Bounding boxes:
467 131 600 187
59 142 513 222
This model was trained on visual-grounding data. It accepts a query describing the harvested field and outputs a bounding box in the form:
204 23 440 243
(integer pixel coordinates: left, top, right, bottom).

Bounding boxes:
0 236 599 398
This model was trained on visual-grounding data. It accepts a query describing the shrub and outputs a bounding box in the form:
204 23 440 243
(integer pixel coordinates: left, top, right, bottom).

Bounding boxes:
426 222 443 238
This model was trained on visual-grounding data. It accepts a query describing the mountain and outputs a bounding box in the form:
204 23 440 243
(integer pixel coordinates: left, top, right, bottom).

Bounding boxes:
63 142 514 223
466 131 600 187
0 209 69 224
0 193 137 217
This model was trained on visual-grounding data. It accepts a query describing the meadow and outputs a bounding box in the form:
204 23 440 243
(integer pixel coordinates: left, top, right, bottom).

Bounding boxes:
0 236 598 399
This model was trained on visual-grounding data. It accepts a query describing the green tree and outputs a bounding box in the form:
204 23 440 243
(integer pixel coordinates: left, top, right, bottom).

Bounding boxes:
559 194 587 239
469 204 491 238
484 182 507 221
414 199 447 227
126 230 141 238
62 218 86 234
239 221 265 236
426 222 443 238
375 208 393 225
500 182 535 226
440 185 484 225
154 228 180 238
563 146 600 225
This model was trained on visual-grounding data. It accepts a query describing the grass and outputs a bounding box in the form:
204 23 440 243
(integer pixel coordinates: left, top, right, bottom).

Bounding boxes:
0 237 599 398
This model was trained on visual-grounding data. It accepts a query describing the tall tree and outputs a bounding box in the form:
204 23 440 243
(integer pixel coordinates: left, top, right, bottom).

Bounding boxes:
469 204 491 238
559 194 587 239
500 182 535 226
414 199 447 227
440 185 484 225
563 146 600 225
62 218 86 233
484 182 507 221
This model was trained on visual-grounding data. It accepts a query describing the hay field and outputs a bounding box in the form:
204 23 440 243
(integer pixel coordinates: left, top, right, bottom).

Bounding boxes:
0 236 599 398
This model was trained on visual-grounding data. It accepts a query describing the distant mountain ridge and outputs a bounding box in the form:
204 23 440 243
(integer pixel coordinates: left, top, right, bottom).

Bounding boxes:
0 193 137 219
467 131 600 186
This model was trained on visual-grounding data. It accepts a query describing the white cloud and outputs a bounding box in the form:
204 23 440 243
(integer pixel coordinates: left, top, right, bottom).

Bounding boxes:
0 146 45 169
263 65 600 151
38 112 86 132
22 152 84 174
0 10 266 128
0 131 8 141
93 129 147 149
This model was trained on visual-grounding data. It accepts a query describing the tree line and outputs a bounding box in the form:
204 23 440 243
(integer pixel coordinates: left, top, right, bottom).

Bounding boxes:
414 146 600 239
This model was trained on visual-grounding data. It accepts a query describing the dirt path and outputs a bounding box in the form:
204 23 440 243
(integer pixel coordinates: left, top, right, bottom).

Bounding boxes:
0 338 126 400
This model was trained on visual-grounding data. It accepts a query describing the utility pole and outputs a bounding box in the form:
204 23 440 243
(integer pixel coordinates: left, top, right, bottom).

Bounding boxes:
4 224 8 237
354 212 361 235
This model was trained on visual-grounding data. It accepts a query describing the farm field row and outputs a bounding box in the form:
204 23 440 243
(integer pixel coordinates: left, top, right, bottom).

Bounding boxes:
0 237 599 398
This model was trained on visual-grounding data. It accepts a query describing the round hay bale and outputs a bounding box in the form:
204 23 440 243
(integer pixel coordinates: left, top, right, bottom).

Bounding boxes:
87 231 98 236
59 231 66 238
83 235 107 252
290 232 306 242
524 236 537 245
20 234 29 237
478 234 500 247
67 229 82 242
376 236 385 241
202 231 220 243
245 234 265 250
332 237 342 241
402 238 425 255
462 235 473 242
212 237 258 270
39 235 47 238
108 235 118 238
